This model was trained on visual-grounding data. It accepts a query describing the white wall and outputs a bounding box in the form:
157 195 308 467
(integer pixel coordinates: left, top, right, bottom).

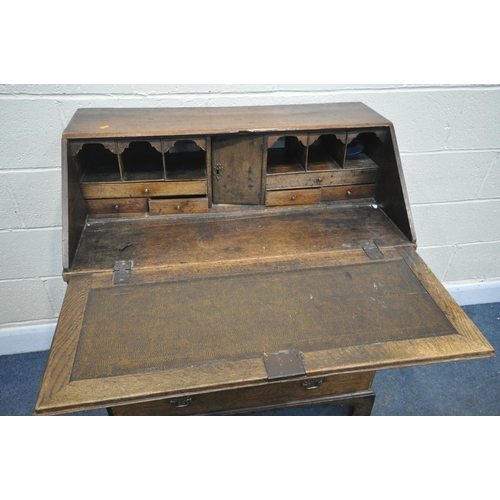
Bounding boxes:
1 84 499 354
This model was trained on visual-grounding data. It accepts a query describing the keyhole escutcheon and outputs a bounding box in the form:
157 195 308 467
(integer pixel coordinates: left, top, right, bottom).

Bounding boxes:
214 163 224 180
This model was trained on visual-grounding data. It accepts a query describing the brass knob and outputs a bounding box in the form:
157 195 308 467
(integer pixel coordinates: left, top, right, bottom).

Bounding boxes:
291 196 296 201
144 188 150 194
114 205 119 210
317 177 323 183
176 205 181 210
347 190 352 196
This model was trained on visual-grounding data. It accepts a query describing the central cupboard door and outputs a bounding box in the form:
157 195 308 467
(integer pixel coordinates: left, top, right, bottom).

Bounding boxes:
212 135 264 205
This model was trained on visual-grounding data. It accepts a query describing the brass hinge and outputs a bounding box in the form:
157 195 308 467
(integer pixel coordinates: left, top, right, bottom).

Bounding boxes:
113 260 133 284
360 240 384 260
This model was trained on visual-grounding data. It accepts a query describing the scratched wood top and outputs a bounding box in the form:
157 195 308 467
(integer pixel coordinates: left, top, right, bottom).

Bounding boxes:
69 205 410 275
62 102 392 139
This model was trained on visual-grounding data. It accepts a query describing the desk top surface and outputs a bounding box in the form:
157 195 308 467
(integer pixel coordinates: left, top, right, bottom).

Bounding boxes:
69 205 408 275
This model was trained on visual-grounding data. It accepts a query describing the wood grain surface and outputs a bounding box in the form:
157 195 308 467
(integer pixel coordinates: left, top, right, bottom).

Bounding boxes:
62 103 392 139
109 372 375 416
40 103 492 416
69 205 410 275
35 249 494 415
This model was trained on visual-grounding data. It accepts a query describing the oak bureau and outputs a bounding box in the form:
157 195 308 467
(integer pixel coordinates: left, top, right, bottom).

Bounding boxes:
35 103 494 416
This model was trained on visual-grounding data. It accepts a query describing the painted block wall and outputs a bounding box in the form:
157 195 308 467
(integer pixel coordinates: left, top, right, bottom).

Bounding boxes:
1 84 499 353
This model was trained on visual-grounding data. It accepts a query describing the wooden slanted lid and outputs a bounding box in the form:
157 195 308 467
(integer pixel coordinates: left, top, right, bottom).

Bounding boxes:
62 102 393 139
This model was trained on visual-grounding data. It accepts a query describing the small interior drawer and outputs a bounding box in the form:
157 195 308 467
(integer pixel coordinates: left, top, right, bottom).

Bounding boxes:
266 168 377 191
149 196 209 215
86 198 148 215
321 184 376 202
110 371 376 416
266 188 321 207
81 180 207 199
267 172 332 190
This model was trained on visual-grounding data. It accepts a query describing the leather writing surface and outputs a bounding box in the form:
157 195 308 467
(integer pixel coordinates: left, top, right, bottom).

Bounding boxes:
71 259 455 381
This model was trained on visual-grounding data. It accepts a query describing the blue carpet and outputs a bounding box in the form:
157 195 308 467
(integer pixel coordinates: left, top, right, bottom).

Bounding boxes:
1 302 498 416
371 302 500 416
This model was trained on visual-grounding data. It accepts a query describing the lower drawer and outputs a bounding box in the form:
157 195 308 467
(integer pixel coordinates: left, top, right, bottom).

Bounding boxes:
109 371 375 416
149 196 209 215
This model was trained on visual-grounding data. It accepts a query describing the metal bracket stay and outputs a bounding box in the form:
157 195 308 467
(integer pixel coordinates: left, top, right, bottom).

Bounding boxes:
113 260 132 284
263 350 306 381
360 240 384 260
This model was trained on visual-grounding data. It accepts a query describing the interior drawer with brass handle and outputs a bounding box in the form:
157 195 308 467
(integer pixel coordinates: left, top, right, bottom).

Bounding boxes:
321 184 376 202
86 197 148 215
149 196 209 215
81 180 208 199
266 168 377 191
265 188 321 207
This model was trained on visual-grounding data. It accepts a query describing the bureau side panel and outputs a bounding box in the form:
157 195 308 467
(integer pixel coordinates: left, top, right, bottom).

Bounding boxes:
62 138 87 272
374 126 416 243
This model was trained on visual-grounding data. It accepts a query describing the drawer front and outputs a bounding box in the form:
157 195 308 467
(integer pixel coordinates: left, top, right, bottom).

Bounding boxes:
321 184 376 202
81 180 207 199
86 197 148 215
110 371 375 416
149 197 209 215
266 188 321 207
266 168 377 191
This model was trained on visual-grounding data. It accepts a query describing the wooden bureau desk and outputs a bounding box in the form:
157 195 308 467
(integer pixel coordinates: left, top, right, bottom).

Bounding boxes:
35 103 494 416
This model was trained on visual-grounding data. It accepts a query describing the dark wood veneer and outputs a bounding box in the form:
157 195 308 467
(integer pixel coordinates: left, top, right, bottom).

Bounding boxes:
35 103 494 416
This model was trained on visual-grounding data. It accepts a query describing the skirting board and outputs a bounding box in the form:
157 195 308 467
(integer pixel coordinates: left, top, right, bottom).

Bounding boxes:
444 280 500 307
1 281 499 356
0 323 56 356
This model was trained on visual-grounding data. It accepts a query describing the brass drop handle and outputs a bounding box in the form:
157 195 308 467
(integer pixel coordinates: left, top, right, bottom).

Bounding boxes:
302 378 324 390
170 396 192 408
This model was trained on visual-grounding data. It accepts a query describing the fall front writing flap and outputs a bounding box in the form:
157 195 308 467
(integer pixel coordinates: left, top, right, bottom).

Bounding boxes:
35 246 494 415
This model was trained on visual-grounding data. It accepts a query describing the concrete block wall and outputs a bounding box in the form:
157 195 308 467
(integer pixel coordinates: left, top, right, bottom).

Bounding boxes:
1 84 499 354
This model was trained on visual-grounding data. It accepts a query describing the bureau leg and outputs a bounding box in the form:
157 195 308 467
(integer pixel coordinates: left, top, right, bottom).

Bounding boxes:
349 389 376 416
